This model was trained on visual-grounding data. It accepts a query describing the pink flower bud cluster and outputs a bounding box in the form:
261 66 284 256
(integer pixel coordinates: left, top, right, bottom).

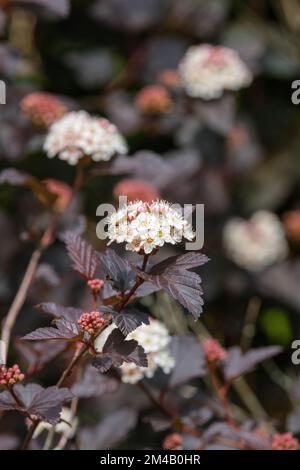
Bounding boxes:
163 433 183 450
87 278 104 294
0 364 25 386
77 311 106 336
271 432 300 450
135 85 173 115
20 92 67 128
203 338 227 364
113 178 160 203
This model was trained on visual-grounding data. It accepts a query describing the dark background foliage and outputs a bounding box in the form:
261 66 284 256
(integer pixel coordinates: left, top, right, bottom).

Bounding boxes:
1 0 300 450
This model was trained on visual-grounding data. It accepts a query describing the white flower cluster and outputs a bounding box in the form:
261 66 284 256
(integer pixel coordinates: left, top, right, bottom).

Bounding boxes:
121 319 175 384
107 200 195 254
223 211 288 271
94 319 175 384
33 407 78 442
44 111 128 165
179 44 252 100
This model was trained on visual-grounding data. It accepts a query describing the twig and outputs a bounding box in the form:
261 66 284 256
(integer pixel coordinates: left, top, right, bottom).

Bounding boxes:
117 254 149 311
138 380 174 419
1 245 44 364
190 320 274 431
207 364 237 429
240 296 262 352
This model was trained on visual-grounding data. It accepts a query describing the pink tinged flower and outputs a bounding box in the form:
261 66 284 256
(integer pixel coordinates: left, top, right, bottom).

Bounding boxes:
271 433 300 450
44 111 128 166
179 44 252 100
203 338 227 364
77 311 106 336
135 85 173 114
0 364 25 386
113 178 160 203
20 92 67 128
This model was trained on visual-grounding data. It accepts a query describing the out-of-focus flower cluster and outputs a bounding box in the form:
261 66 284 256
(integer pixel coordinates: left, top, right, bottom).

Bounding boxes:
179 44 252 100
271 432 299 450
223 211 288 271
43 179 72 213
113 178 160 203
283 210 300 242
0 364 25 386
120 319 175 384
44 111 127 165
107 200 195 254
163 433 183 450
135 85 173 115
20 92 67 128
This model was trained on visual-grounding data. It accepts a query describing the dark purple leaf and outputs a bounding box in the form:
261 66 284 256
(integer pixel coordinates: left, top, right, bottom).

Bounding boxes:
203 422 271 450
0 434 19 450
15 338 67 372
33 263 60 287
168 336 207 387
93 151 168 180
22 319 81 342
36 302 83 322
111 308 149 336
71 365 119 398
194 94 235 135
287 407 300 434
17 0 70 18
224 346 283 381
80 408 137 450
92 356 114 373
143 412 172 431
90 0 164 32
136 252 209 320
0 384 73 424
61 231 98 279
0 168 56 207
134 281 160 297
92 328 147 372
97 248 136 293
0 168 31 185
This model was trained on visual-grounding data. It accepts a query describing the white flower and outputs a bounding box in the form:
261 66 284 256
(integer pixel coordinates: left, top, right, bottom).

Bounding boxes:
44 111 128 165
120 319 175 384
93 319 175 385
107 200 195 254
223 211 288 271
179 44 252 100
33 407 78 440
